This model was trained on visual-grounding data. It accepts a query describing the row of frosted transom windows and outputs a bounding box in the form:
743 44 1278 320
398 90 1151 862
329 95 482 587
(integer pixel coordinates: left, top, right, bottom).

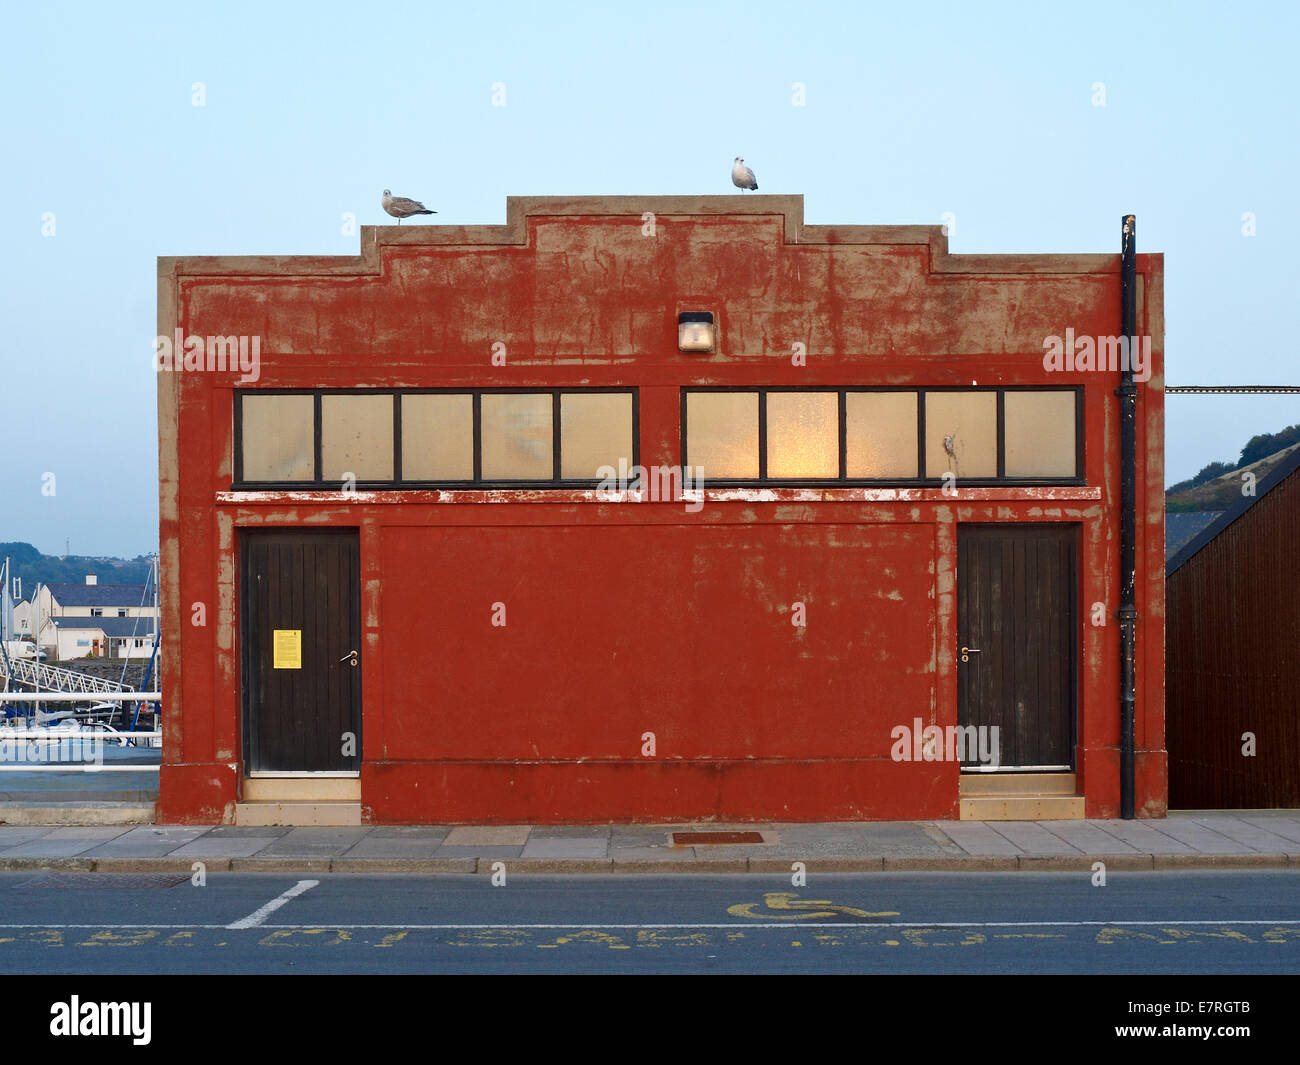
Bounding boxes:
237 391 634 484
234 387 1079 486
686 388 1079 481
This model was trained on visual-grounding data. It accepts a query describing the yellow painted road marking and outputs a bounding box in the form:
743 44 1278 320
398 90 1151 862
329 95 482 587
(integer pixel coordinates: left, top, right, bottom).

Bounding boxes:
258 929 352 947
993 933 1067 940
728 891 899 920
0 922 1297 952
546 931 630 950
901 928 987 948
449 929 530 948
77 930 160 947
0 930 63 947
637 930 709 947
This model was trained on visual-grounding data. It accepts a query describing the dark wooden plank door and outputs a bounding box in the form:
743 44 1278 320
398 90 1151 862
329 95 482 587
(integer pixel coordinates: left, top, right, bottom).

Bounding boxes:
957 525 1077 769
241 529 361 773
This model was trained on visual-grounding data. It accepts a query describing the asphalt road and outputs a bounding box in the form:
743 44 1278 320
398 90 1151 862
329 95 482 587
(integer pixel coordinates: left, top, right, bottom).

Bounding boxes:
0 870 1296 975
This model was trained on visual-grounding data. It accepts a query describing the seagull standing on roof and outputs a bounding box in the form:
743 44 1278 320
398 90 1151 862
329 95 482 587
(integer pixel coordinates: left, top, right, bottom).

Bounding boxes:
732 157 758 192
382 189 437 224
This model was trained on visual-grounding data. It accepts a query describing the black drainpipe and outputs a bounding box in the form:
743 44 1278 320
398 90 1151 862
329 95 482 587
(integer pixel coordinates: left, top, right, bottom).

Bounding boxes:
1118 215 1138 819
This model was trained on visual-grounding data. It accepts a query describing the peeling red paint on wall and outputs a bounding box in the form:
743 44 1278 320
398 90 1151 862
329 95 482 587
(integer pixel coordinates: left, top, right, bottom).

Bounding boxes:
155 196 1165 824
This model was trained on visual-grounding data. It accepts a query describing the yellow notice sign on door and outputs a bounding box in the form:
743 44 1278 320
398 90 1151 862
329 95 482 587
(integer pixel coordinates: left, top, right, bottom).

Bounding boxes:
272 629 302 669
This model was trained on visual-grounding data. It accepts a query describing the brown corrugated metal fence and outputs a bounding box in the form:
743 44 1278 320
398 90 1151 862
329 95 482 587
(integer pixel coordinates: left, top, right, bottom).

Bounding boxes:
1167 468 1300 807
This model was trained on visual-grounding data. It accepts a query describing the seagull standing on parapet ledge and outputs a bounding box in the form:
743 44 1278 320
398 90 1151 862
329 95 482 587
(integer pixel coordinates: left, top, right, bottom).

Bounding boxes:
382 189 437 223
732 157 758 192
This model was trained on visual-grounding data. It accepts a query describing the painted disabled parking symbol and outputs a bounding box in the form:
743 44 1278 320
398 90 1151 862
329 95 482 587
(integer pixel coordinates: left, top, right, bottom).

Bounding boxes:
727 892 899 920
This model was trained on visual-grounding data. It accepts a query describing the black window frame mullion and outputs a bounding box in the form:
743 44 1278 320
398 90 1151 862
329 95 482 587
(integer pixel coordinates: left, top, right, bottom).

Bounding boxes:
1075 388 1085 478
838 389 848 480
757 390 768 481
916 389 927 479
996 389 1006 480
313 393 323 485
552 390 563 482
472 392 483 483
630 390 642 490
392 393 403 483
679 390 690 480
233 392 244 485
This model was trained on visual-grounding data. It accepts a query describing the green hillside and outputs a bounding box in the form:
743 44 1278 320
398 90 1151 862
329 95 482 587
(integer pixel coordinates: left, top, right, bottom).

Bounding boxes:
0 542 154 598
1167 424 1300 512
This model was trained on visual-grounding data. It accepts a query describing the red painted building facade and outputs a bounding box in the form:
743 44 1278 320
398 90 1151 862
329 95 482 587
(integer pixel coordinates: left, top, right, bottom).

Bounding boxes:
155 196 1166 824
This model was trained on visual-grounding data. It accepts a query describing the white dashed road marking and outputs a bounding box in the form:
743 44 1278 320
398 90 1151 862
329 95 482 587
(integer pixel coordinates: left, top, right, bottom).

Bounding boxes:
226 880 320 929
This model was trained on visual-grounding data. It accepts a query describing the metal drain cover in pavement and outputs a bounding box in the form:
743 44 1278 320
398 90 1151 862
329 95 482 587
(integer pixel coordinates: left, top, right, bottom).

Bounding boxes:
671 831 767 845
16 873 191 890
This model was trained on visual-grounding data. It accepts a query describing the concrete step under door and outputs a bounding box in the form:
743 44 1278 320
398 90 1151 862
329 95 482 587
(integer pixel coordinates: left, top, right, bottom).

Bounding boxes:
234 801 362 827
958 772 1085 820
236 777 361 826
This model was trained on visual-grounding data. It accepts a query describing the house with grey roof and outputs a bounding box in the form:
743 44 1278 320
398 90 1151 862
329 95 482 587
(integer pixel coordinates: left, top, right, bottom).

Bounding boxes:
39 615 159 661
37 576 156 619
31 575 160 660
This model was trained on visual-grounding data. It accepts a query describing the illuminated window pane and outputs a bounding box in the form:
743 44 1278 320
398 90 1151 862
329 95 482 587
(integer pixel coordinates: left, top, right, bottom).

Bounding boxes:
1005 391 1077 477
924 392 997 478
845 392 918 478
686 392 759 479
561 393 634 479
241 394 314 481
321 394 394 481
481 393 553 480
401 394 474 480
767 392 838 478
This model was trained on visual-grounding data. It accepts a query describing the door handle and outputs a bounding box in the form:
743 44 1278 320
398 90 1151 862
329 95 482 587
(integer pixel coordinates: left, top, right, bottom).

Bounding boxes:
338 650 358 667
960 646 982 663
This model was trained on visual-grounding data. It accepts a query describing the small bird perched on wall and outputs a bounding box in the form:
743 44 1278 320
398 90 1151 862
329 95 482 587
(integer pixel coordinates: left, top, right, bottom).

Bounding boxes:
382 189 437 223
731 157 758 192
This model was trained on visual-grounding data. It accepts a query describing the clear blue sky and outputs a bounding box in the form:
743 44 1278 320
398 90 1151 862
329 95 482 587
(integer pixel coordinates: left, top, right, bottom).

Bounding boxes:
2 0 1296 556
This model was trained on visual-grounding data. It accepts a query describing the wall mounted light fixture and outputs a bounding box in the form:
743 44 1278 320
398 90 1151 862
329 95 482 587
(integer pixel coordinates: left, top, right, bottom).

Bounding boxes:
678 311 716 353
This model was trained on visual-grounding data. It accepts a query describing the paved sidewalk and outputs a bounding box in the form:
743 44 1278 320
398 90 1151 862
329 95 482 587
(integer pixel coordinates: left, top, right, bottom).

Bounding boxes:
0 811 1298 873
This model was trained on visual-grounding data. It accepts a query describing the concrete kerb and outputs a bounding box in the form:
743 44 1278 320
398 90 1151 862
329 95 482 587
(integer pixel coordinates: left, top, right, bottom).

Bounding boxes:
0 857 96 872
1152 852 1291 870
883 855 1019 872
609 858 750 874
229 857 333 873
331 858 476 874
1017 853 1155 872
0 854 1293 876
500 858 615 874
92 857 232 874
748 856 884 873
